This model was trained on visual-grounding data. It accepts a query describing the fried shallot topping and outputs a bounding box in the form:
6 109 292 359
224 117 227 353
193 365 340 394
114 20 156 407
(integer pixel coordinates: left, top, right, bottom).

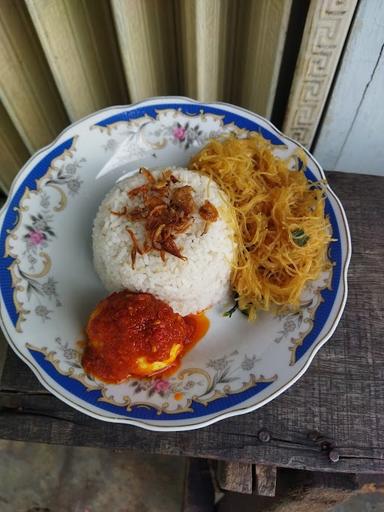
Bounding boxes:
199 200 219 222
171 186 195 215
111 168 219 267
199 200 219 236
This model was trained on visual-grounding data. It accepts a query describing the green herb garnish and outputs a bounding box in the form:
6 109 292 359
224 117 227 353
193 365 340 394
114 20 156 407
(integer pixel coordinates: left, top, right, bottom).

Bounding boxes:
292 228 309 247
224 292 251 318
223 302 239 318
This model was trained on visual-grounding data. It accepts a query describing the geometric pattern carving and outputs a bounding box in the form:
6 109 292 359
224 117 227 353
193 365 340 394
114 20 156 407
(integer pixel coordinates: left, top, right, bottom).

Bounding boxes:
283 0 358 148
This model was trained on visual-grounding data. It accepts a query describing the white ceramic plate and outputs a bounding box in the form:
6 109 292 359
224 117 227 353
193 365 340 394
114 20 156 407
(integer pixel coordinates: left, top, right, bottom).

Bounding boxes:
0 97 351 431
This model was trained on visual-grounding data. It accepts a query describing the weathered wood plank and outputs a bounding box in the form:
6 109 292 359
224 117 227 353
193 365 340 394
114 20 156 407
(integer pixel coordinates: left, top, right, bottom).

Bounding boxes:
216 461 253 494
0 381 383 473
0 172 383 474
255 464 277 496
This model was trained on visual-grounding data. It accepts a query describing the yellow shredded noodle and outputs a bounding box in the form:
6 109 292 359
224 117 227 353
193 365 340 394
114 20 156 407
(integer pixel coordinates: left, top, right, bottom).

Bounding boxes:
190 135 332 320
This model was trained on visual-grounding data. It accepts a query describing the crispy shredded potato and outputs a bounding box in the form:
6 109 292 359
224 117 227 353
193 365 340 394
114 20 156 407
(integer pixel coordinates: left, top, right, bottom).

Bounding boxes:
190 135 332 320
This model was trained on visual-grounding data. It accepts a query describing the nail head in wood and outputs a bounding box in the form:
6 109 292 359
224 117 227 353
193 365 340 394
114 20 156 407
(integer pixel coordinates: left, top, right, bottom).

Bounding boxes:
258 428 271 443
329 449 340 463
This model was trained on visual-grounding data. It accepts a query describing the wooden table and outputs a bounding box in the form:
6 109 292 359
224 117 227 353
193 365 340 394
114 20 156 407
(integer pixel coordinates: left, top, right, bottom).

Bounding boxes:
1 172 383 485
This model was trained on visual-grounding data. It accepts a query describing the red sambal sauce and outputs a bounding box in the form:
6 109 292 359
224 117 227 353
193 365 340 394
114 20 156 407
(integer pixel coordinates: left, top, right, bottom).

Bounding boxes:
82 291 209 384
160 313 210 378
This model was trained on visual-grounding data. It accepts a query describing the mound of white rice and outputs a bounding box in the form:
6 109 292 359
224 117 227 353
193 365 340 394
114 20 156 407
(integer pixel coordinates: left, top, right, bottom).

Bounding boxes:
93 168 235 316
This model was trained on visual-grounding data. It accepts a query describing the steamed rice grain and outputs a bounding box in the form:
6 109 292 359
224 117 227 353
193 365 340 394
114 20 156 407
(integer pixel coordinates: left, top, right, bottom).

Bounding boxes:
93 168 235 316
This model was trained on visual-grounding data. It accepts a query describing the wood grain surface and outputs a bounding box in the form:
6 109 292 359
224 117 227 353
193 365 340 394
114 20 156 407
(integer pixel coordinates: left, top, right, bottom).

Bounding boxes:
0 172 383 473
255 464 277 496
217 461 253 494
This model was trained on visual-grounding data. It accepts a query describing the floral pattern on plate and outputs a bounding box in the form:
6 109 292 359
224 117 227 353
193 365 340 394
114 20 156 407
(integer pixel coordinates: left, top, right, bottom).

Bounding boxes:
27 340 276 414
4 139 84 331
